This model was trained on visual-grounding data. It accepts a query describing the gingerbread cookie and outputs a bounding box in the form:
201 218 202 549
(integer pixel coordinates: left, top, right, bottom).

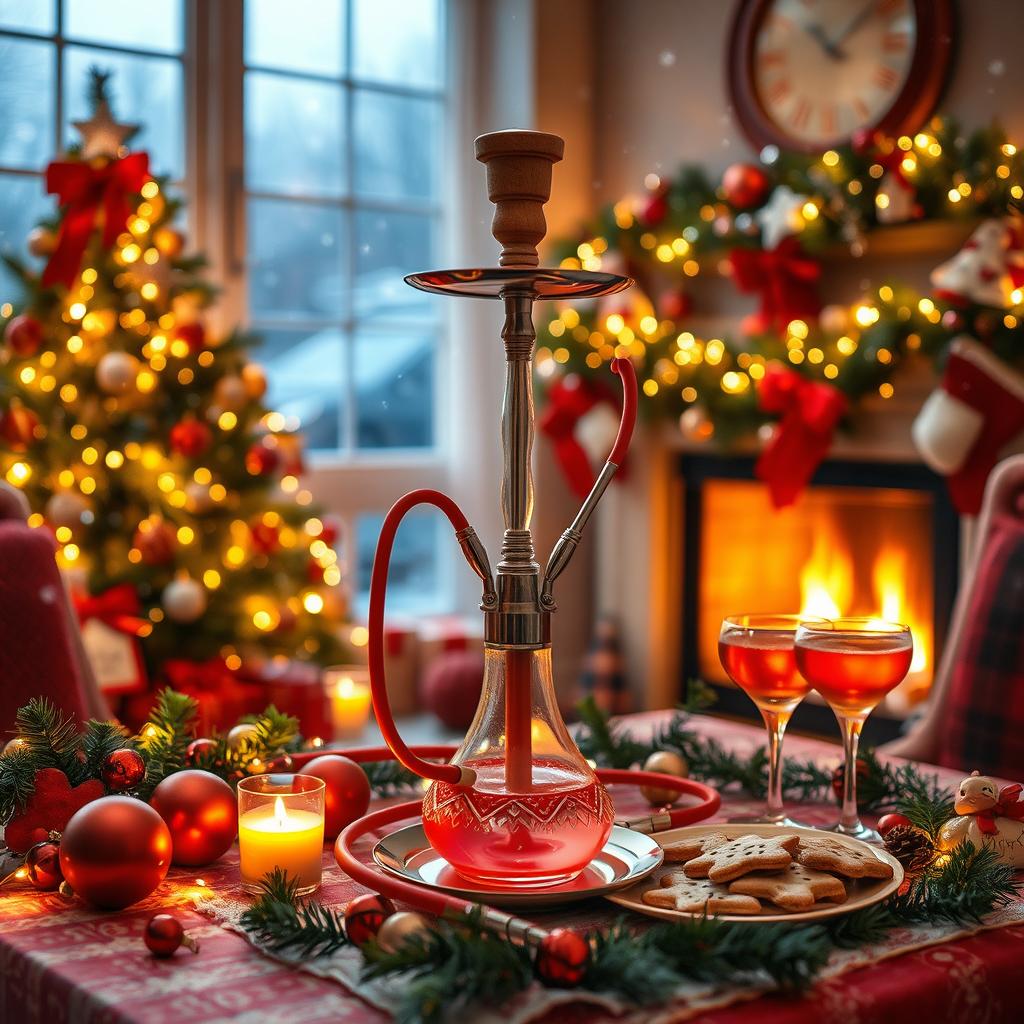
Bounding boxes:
683 833 801 882
797 836 894 880
660 831 730 863
643 873 762 915
729 863 848 911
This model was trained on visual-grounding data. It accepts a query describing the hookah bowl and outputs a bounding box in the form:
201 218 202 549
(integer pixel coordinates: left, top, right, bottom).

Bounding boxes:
368 130 636 889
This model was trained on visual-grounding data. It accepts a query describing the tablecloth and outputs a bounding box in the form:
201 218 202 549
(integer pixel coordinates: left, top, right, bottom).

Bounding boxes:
2 712 1021 1024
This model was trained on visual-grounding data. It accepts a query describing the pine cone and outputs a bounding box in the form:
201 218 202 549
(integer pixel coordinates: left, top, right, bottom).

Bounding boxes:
883 824 934 874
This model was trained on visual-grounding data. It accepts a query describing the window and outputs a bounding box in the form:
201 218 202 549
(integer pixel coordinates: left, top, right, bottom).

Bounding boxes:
0 0 185 297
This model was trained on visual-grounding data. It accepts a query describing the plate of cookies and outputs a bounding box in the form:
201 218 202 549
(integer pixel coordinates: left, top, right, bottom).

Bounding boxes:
608 824 903 923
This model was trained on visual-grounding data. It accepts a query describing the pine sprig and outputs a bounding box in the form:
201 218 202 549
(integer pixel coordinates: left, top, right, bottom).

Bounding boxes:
81 720 130 779
14 697 84 783
896 785 956 840
239 869 349 958
133 688 198 798
362 759 420 794
0 748 37 824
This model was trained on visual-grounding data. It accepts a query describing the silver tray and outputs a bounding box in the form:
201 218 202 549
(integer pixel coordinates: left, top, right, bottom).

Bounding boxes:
372 823 663 910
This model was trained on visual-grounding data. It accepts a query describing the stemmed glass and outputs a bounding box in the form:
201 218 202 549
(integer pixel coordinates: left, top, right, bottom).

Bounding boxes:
718 614 826 826
794 618 913 843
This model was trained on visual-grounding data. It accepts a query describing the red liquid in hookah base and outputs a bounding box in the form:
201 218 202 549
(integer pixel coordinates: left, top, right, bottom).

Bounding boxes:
718 631 809 707
422 757 614 888
795 632 913 714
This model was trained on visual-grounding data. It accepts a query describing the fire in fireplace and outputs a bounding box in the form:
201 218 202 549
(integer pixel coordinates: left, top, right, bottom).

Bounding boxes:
680 455 959 739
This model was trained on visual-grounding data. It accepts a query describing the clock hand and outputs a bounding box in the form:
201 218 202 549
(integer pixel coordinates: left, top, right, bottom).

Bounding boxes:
828 0 879 58
801 21 843 61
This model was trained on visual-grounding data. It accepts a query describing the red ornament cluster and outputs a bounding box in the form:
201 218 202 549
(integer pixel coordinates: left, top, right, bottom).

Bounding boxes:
343 893 397 945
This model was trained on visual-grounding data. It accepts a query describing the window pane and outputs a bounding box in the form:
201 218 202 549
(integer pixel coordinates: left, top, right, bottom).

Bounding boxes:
245 0 345 76
64 47 183 178
356 509 448 615
245 73 344 198
261 326 344 450
0 38 55 170
63 0 182 54
355 329 434 449
354 91 440 202
0 173 50 304
354 209 436 321
0 0 54 34
352 0 442 89
247 197 346 319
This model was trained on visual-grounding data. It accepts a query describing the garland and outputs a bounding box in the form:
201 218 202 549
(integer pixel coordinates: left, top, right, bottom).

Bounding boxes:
536 117 1024 494
240 825 1019 1024
574 691 943 813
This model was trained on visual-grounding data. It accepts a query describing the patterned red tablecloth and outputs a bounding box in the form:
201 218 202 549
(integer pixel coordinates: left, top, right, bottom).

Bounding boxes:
1 711 1021 1023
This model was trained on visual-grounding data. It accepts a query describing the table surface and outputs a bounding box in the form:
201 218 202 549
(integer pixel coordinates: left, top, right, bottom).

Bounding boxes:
2 712 1021 1024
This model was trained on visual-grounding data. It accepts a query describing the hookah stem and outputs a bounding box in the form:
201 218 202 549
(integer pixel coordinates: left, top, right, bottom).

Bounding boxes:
504 648 533 792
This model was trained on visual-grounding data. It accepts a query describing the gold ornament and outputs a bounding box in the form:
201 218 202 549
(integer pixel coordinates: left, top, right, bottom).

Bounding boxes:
241 363 268 399
45 491 90 529
161 576 207 623
154 226 184 258
214 375 248 412
376 911 431 953
3 736 29 755
96 351 141 394
27 226 57 257
226 723 259 750
640 750 689 806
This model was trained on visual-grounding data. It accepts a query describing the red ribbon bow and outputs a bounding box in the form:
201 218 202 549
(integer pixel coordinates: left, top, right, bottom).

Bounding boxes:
42 152 151 289
976 784 1024 835
538 373 620 499
729 237 822 336
755 363 848 508
74 583 149 637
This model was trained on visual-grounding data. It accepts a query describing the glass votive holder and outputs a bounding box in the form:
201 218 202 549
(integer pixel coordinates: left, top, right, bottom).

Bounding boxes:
324 665 372 740
237 774 326 896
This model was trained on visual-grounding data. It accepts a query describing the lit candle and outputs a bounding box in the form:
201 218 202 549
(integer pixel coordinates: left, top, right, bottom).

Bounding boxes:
325 666 372 739
237 775 325 895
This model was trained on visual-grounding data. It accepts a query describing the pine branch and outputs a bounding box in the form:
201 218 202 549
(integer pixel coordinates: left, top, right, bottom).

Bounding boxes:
0 749 37 824
362 760 420 794
896 784 955 840
14 697 84 782
134 688 198 798
81 720 130 779
249 705 300 756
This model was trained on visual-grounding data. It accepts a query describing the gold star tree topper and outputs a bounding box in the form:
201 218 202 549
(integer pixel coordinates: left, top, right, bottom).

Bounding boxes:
72 69 138 161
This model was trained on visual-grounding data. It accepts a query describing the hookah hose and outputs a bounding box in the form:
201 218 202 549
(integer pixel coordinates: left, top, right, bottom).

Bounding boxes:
290 745 721 944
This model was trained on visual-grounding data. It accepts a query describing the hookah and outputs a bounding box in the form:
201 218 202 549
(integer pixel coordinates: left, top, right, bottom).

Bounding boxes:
342 130 720 900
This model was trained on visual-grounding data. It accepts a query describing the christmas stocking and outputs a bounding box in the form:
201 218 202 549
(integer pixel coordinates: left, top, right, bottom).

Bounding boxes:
912 336 1024 514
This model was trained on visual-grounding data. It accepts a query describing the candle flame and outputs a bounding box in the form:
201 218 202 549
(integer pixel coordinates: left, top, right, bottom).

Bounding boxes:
274 796 288 827
336 676 355 698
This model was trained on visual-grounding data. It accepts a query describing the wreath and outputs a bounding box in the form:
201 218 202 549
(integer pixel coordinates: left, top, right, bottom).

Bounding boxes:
536 117 1024 513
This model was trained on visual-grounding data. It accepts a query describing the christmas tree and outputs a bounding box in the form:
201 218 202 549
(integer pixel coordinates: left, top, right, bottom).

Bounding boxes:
0 70 346 697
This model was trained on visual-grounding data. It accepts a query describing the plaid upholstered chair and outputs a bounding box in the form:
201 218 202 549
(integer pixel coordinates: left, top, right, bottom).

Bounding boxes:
0 482 109 734
883 455 1024 778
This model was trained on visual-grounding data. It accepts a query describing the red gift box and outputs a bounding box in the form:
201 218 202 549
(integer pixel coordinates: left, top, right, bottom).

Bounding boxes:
384 619 420 716
235 658 330 740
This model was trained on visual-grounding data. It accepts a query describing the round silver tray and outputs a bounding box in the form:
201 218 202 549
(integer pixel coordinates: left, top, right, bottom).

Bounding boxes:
404 267 632 300
372 823 663 910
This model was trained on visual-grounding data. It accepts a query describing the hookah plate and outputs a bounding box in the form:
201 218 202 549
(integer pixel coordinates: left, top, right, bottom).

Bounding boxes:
404 267 632 300
372 823 664 910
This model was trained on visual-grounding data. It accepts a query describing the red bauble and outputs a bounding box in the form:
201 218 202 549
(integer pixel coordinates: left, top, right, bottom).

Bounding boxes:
175 322 206 352
145 913 199 957
659 288 692 322
149 769 237 867
4 314 43 356
249 518 280 555
536 928 589 987
245 439 279 476
170 417 213 458
0 404 40 451
420 651 485 731
59 796 172 909
4 767 105 853
134 517 177 565
830 759 869 803
302 755 371 840
26 841 63 890
877 813 912 836
344 893 396 945
721 163 771 209
185 737 218 767
639 190 668 227
101 749 146 792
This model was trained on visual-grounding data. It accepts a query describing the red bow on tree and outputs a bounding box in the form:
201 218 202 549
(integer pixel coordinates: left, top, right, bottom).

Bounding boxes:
976 784 1024 836
729 237 822 336
74 583 150 636
538 373 620 499
42 152 151 289
755 363 848 508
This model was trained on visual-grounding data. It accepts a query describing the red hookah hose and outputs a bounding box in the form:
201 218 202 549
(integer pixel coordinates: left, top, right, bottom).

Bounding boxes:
608 357 638 465
366 490 475 787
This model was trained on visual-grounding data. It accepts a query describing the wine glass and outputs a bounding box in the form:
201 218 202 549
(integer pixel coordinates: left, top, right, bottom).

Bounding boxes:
718 614 826 826
794 618 913 843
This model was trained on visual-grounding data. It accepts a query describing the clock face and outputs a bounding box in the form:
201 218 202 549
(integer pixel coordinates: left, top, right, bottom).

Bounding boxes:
752 0 918 148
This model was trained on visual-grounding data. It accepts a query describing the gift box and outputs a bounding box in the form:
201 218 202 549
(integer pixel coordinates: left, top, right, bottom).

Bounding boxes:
417 615 484 673
159 658 265 735
235 657 330 740
384 619 421 716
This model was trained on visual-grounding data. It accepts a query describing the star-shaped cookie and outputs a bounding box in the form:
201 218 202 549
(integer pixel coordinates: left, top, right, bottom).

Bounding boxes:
729 863 848 911
660 831 730 863
796 836 894 879
684 833 800 882
643 872 762 915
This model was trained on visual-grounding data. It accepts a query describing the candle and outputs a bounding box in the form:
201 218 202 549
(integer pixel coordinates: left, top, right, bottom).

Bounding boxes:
237 775 325 895
325 666 372 739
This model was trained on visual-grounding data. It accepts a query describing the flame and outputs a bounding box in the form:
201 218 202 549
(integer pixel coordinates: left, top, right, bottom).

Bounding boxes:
274 796 288 827
872 545 929 674
799 524 852 620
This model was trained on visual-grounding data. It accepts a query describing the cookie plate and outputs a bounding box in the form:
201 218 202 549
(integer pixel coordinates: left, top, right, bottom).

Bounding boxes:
607 823 904 924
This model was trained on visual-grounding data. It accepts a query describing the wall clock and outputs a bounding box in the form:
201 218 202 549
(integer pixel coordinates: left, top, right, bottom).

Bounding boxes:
728 0 954 152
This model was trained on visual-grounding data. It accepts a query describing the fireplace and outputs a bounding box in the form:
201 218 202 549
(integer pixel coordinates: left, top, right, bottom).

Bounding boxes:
679 455 959 743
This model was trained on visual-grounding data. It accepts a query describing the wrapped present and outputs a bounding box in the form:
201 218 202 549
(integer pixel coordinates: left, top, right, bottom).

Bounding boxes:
235 657 330 740
161 658 265 734
418 615 484 674
384 620 420 716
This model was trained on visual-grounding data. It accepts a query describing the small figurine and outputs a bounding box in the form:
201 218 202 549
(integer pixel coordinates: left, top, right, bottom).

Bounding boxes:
936 771 1024 868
